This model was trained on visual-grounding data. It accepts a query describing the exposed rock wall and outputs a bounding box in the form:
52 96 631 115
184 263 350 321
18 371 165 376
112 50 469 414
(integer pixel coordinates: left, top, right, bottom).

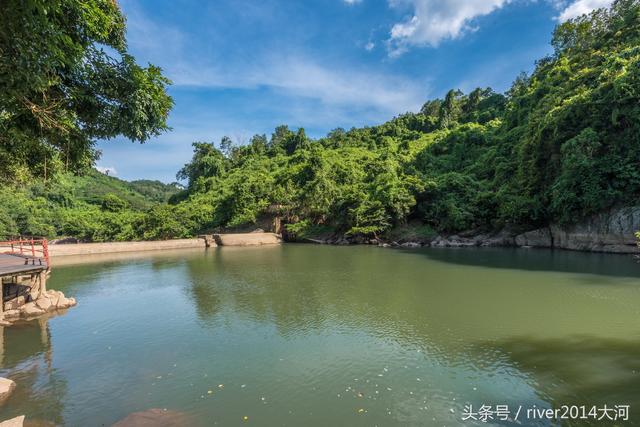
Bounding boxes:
304 206 640 254
514 206 640 253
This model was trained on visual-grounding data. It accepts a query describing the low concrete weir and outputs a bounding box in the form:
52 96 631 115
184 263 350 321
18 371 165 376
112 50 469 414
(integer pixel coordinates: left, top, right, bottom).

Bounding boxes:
48 233 282 258
48 239 205 257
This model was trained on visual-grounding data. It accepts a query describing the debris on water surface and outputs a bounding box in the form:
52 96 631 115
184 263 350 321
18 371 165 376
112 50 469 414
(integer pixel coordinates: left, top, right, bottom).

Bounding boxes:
207 390 213 394
358 408 365 414
243 415 249 421
218 384 224 389
241 384 246 388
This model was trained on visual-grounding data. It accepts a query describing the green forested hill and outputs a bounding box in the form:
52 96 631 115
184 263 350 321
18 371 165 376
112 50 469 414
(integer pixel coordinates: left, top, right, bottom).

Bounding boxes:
1 0 639 242
68 170 180 209
0 170 180 241
165 0 640 240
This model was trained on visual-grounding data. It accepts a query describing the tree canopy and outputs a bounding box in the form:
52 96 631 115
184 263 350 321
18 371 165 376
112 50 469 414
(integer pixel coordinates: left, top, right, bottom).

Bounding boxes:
0 0 173 182
1 0 639 242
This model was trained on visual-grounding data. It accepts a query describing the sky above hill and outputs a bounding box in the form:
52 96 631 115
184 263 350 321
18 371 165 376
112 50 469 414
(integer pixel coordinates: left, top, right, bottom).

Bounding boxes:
97 0 614 182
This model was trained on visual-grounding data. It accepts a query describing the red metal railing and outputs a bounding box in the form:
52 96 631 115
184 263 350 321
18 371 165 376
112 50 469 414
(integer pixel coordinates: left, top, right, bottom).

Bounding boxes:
0 238 50 267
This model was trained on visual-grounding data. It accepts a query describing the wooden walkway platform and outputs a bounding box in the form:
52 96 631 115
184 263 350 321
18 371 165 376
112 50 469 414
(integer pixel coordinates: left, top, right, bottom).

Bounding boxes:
0 253 48 278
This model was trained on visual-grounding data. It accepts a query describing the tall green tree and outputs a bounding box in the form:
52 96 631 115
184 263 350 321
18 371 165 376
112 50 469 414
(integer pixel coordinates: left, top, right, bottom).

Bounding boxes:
0 0 173 182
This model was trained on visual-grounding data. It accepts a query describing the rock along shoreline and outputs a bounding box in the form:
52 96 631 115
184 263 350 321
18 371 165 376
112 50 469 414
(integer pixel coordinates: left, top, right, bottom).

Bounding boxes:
301 206 640 255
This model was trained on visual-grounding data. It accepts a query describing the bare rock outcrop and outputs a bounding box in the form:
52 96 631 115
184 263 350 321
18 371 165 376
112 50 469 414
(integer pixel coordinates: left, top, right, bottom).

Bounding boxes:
514 206 640 253
514 228 553 248
3 290 77 324
0 378 16 406
0 416 24 427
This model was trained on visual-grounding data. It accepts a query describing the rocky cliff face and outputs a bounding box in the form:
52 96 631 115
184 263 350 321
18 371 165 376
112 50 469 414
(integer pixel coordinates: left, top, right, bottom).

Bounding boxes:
302 206 640 254
514 206 640 254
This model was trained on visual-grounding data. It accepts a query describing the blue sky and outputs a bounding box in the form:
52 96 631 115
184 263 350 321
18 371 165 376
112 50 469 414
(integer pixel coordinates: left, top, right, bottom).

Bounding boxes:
97 0 613 182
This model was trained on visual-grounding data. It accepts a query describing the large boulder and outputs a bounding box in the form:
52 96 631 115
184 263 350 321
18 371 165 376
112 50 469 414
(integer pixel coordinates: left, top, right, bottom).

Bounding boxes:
45 290 61 307
0 416 24 427
514 228 553 248
35 297 52 311
4 296 25 311
57 297 77 309
2 310 20 319
0 378 16 406
20 302 45 318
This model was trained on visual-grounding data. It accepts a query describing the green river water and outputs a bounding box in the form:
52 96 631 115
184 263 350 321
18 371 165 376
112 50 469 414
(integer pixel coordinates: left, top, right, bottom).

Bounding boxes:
0 245 639 426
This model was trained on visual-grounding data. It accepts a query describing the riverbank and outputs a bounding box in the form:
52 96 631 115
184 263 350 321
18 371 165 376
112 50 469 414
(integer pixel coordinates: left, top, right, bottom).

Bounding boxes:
305 228 640 254
299 206 640 254
46 204 640 257
48 233 283 258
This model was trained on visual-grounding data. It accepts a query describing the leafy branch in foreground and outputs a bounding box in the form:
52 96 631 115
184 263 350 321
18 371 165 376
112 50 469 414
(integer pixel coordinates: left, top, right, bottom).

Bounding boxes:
0 0 173 182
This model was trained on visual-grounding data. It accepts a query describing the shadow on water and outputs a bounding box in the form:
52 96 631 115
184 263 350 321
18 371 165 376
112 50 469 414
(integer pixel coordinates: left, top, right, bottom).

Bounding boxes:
474 335 640 425
399 247 640 279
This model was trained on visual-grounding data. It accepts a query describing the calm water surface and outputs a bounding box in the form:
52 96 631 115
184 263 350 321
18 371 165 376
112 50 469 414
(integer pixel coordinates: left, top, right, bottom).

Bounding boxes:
1 245 639 426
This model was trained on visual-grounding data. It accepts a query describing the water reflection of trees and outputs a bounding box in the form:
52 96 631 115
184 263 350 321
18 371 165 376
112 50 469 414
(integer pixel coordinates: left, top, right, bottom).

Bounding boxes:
181 245 640 420
477 336 640 425
0 316 67 425
401 247 640 279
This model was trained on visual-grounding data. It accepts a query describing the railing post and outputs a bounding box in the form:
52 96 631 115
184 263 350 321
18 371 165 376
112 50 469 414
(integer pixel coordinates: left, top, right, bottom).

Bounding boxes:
42 239 50 268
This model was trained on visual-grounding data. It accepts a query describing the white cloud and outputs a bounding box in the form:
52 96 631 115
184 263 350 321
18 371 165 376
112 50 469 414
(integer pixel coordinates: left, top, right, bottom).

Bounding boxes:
343 0 362 4
96 166 118 176
364 41 376 51
123 4 425 115
387 0 512 55
556 0 613 21
168 56 425 115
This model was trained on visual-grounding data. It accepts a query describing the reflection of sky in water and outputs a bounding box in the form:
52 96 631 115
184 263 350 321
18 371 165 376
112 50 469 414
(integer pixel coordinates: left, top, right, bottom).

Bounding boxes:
0 245 639 426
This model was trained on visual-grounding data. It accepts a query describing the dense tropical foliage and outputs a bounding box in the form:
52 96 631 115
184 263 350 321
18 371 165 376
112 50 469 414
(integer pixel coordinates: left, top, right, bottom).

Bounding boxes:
1 0 639 242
